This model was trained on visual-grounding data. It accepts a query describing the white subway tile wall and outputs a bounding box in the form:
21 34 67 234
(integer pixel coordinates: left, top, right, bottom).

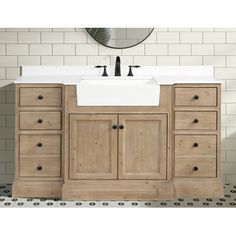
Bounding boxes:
0 28 235 183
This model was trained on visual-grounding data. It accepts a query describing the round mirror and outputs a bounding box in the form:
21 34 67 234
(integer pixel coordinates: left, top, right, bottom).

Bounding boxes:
86 28 154 49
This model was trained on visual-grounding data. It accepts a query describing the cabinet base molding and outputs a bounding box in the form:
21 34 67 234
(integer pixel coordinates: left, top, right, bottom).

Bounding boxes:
62 181 175 200
173 179 224 198
12 181 63 198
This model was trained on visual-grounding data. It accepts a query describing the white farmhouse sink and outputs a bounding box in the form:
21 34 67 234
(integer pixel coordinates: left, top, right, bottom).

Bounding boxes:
76 77 160 106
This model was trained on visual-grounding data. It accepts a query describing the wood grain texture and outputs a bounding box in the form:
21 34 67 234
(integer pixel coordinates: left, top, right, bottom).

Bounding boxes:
20 87 62 107
119 114 167 179
175 111 217 130
175 87 217 106
69 114 118 180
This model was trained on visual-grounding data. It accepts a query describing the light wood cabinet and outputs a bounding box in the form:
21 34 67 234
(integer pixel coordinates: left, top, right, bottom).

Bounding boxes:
13 83 223 200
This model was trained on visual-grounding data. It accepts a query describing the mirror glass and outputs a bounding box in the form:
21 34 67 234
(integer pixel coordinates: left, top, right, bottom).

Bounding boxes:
86 28 154 49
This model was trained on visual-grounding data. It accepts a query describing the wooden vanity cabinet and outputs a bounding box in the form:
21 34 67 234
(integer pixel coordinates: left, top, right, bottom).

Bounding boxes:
13 83 224 200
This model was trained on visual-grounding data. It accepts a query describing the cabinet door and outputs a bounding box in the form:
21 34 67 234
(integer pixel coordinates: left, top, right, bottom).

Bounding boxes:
69 114 118 179
119 114 167 179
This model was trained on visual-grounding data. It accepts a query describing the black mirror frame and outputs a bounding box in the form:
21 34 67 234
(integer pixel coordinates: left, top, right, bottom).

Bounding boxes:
85 28 155 50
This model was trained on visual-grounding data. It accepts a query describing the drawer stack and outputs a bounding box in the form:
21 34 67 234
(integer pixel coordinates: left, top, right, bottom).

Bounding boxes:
16 85 62 179
174 85 220 178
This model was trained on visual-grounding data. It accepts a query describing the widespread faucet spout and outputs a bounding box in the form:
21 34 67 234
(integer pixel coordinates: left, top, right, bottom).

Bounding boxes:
115 56 121 76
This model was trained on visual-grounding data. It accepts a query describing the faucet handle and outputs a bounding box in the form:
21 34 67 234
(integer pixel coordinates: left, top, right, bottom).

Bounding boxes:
95 65 108 76
127 65 141 76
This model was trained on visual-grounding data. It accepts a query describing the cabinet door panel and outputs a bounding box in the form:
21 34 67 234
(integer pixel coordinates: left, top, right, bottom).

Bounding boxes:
69 114 118 179
119 114 167 179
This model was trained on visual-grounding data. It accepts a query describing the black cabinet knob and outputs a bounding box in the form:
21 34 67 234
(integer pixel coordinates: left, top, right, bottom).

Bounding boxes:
112 125 117 129
193 166 198 171
193 119 199 123
38 95 43 100
38 119 43 123
37 142 43 147
193 142 198 147
119 125 124 129
193 95 199 100
37 166 42 171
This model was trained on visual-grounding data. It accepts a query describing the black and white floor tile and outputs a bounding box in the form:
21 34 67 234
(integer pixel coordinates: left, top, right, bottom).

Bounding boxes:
0 183 236 208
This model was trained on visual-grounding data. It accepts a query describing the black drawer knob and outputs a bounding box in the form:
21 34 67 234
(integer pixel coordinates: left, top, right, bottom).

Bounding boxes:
37 142 43 147
112 125 117 129
38 95 43 100
193 142 198 147
193 166 198 171
119 125 124 129
38 119 43 123
193 119 199 123
193 95 199 100
37 166 42 171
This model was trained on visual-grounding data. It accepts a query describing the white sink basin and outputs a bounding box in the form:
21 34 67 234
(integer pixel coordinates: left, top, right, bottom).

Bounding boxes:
76 77 160 106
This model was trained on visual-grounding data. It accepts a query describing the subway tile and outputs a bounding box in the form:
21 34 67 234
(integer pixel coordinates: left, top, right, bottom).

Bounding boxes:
6 91 15 103
7 44 29 55
227 32 236 43
180 56 202 65
0 56 17 67
0 174 14 183
222 104 226 115
156 32 179 43
41 56 63 65
215 28 236 31
0 115 6 126
0 139 6 151
0 28 6 32
156 28 168 32
203 32 225 43
6 162 14 174
226 127 236 138
192 28 214 32
0 151 14 162
122 44 145 56
18 56 40 66
87 56 110 65
30 44 52 55
18 32 40 43
75 28 84 32
156 56 179 65
215 68 236 79
0 91 6 103
192 44 214 55
168 28 191 32
53 44 75 55
222 115 236 127
133 56 156 66
0 32 17 43
226 56 236 67
6 115 15 126
0 127 14 138
145 44 167 55
0 68 5 79
222 163 236 174
215 44 236 55
30 28 52 32
226 175 236 184
222 91 236 103
169 44 191 55
203 56 225 67
65 32 87 43
226 104 236 115
0 163 6 174
6 68 20 80
76 44 98 55
6 139 14 150
143 32 157 43
0 104 15 114
41 32 63 43
98 46 122 56
0 44 5 55
180 32 202 43
64 56 87 65
226 80 236 90
221 150 226 162
53 28 75 32
7 28 28 32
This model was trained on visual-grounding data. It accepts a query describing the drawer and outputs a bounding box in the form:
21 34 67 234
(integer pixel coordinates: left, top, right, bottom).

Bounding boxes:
175 87 217 106
20 134 61 155
175 158 216 177
19 156 61 177
175 135 216 158
19 111 61 130
19 87 62 107
175 111 217 130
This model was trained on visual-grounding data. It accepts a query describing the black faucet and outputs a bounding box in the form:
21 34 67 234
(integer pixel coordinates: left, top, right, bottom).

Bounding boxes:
115 56 121 76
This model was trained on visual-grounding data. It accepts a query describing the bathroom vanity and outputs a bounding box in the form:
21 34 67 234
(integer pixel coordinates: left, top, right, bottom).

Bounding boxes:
12 66 224 200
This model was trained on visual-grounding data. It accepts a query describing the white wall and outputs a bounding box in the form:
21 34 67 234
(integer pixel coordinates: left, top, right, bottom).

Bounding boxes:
0 28 235 183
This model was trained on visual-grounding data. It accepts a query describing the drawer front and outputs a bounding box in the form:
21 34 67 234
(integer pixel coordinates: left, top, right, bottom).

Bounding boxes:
175 111 217 130
19 87 62 107
175 158 216 177
175 135 217 158
19 156 61 177
19 112 61 130
20 134 61 155
175 87 217 106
